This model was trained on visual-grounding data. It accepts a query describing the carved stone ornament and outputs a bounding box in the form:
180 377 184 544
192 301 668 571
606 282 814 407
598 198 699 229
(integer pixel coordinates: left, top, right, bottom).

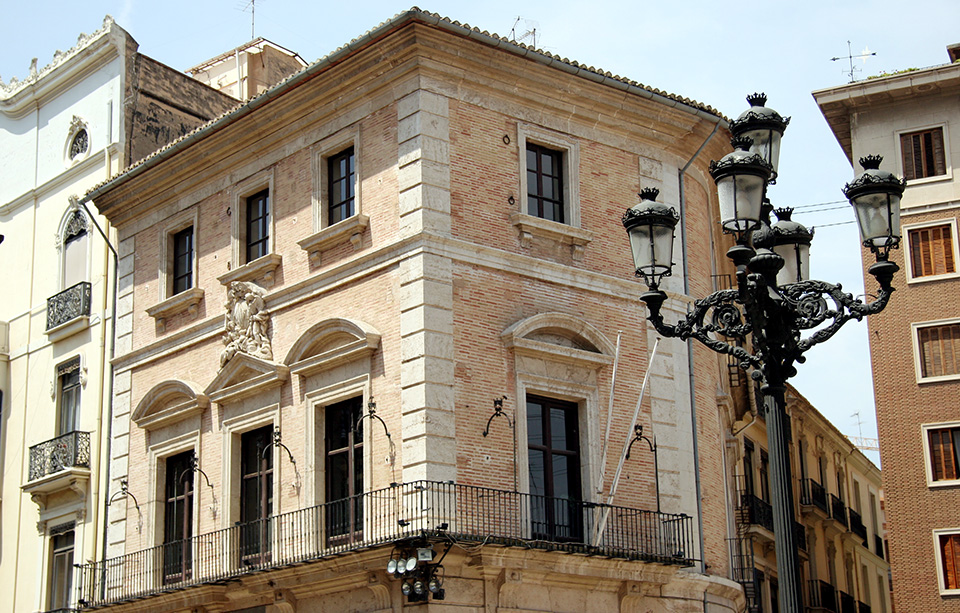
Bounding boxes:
220 281 273 368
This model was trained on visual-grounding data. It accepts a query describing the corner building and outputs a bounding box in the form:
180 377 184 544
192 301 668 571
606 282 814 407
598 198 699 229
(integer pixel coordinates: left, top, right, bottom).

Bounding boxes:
815 43 960 611
82 10 744 611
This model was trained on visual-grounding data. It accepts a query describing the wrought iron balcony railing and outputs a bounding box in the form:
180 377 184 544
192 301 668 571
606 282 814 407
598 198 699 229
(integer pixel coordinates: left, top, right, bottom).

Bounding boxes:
807 579 838 612
839 590 857 613
848 509 867 541
874 534 884 559
77 480 694 608
738 492 774 532
47 282 92 331
800 478 828 513
794 520 807 551
829 494 848 528
858 601 872 613
28 431 91 482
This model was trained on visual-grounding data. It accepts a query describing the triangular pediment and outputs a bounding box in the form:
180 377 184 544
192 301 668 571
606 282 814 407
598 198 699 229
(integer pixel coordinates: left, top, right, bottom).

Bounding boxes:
205 353 289 405
133 380 209 431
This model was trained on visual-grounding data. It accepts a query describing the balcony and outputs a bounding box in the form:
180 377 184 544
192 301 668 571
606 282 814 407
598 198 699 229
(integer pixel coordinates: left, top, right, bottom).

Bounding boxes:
807 579 838 612
23 431 91 506
46 282 92 340
800 478 829 515
858 602 871 613
874 534 884 559
839 590 856 613
824 494 848 538
738 492 774 534
848 509 867 542
78 480 695 608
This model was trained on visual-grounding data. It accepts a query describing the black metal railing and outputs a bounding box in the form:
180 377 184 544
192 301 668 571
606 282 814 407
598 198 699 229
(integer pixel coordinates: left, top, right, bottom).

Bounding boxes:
829 494 848 527
839 590 856 613
794 521 807 551
28 431 91 481
858 601 871 613
46 282 92 331
874 534 884 559
848 509 867 541
738 492 774 532
78 480 694 607
800 478 828 513
807 579 838 612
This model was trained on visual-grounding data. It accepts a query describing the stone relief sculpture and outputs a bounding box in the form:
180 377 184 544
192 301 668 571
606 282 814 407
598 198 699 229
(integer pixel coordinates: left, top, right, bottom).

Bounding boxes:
220 281 273 367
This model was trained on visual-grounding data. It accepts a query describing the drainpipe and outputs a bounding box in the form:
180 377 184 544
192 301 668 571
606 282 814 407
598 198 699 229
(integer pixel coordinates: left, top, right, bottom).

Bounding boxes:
75 198 117 601
677 119 721 574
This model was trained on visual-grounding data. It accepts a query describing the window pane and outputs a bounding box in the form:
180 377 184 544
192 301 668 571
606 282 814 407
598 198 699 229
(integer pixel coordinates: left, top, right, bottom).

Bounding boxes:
63 231 88 287
527 400 543 446
528 449 545 496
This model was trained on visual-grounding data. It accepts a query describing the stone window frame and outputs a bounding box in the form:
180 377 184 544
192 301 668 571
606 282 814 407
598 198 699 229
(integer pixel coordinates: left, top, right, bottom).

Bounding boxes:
147 209 204 331
933 527 960 595
896 123 952 189
512 124 592 260
220 405 280 529
146 431 201 549
298 125 368 264
222 169 281 285
912 318 960 384
40 515 82 612
903 217 959 283
64 115 91 167
922 420 960 488
55 204 92 292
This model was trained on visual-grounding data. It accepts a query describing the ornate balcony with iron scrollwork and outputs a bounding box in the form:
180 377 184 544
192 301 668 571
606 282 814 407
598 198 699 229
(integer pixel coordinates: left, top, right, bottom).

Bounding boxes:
23 431 92 507
46 282 92 339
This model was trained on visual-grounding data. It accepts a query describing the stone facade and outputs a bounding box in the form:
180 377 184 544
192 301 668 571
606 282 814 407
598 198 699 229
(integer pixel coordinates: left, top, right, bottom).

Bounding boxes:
814 43 960 611
84 9 746 613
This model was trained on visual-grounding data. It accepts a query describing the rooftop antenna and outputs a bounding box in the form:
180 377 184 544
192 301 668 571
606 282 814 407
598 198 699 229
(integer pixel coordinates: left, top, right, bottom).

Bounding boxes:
831 41 876 83
509 16 539 48
239 0 260 39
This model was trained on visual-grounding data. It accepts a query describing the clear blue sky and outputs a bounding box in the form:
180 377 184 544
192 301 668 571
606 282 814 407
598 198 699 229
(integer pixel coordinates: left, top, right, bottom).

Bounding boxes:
5 1 960 465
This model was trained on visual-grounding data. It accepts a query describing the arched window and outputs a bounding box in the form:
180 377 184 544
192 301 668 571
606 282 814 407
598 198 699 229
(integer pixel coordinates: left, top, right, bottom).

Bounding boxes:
61 210 88 289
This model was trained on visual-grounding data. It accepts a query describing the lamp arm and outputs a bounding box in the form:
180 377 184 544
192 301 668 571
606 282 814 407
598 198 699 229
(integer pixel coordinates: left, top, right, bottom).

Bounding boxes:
779 280 893 354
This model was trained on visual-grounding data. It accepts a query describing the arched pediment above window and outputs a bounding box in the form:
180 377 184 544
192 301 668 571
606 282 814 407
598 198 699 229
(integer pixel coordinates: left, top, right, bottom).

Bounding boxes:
133 380 209 431
501 312 615 369
284 318 381 378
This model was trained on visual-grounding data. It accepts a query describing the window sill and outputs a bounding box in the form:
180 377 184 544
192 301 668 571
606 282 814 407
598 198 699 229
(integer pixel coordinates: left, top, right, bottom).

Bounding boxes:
45 316 90 343
218 253 282 287
918 372 960 385
510 213 592 261
145 287 205 333
297 214 369 265
907 271 960 284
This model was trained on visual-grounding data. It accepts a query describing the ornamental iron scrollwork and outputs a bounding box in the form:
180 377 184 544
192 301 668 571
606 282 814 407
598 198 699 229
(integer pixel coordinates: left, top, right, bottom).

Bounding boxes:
28 431 91 481
46 281 92 330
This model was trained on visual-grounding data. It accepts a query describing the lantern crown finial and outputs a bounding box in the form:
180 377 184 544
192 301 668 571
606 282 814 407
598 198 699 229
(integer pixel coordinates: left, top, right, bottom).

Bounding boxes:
859 155 883 170
639 187 660 202
747 92 768 107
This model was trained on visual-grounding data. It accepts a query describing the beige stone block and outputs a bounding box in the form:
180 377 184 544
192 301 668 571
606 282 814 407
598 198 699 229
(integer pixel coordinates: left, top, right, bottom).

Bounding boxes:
117 254 134 278
112 390 131 417
400 329 454 362
402 355 455 387
401 407 456 438
398 279 454 311
399 252 452 285
398 89 449 120
398 159 451 191
400 382 455 412
113 369 132 394
112 431 129 457
399 305 453 335
118 272 134 297
398 110 450 143
118 236 135 258
402 435 456 467
399 208 452 236
115 312 133 336
117 292 134 318
116 332 132 355
399 135 450 166
398 183 451 215
402 461 457 483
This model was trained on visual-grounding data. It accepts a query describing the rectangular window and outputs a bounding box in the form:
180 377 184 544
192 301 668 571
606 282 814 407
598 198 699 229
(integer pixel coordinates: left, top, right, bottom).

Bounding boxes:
901 127 946 180
172 227 194 295
163 451 194 583
940 532 960 591
526 143 565 223
527 395 582 541
918 323 960 379
743 439 755 497
240 426 273 563
57 358 81 435
327 148 355 225
48 527 75 611
909 224 956 278
759 450 770 502
928 426 960 482
245 189 270 263
325 397 363 545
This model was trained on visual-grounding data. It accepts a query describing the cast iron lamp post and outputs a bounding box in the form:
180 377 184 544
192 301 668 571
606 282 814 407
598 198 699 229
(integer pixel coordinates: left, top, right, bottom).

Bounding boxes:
622 94 905 612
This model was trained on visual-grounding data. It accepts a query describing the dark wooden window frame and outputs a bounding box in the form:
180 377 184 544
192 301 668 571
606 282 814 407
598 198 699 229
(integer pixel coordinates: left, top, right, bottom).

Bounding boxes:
900 127 947 180
526 395 582 542
48 528 75 610
940 532 960 591
327 147 356 226
526 142 565 223
917 322 960 379
245 189 270 264
240 426 273 564
163 451 194 584
57 358 81 435
929 425 960 482
908 222 956 279
172 226 194 295
324 397 364 545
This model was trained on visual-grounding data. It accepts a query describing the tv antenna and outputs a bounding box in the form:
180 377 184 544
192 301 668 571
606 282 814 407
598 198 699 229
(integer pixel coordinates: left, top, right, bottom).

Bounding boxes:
831 40 876 83
239 0 261 39
509 16 539 48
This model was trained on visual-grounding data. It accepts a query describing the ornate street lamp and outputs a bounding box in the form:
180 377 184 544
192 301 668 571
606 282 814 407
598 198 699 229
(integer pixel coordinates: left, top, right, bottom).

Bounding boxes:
621 94 905 613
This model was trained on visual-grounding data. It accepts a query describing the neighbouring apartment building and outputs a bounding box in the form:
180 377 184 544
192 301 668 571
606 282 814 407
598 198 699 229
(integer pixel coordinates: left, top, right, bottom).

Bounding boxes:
0 17 303 612
814 42 960 611
730 385 890 612
76 9 752 612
